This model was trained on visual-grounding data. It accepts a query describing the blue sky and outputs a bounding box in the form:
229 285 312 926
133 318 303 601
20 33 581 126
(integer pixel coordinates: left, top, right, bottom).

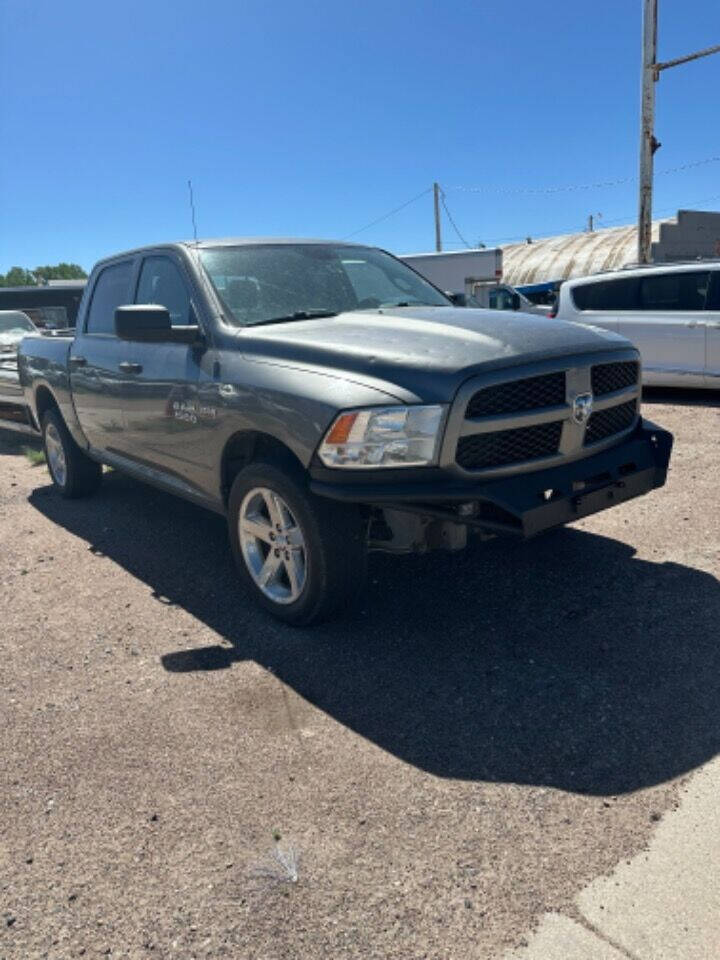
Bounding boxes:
1 0 719 272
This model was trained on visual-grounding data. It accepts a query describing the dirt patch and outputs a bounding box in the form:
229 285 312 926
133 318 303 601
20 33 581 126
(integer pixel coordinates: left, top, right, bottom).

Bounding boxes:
1 391 718 959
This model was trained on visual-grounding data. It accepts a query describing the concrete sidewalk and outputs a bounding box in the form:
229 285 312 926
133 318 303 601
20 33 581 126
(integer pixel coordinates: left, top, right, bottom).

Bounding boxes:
505 756 720 960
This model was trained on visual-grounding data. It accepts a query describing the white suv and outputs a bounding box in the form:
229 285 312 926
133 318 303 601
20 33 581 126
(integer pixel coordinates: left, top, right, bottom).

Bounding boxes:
554 262 720 388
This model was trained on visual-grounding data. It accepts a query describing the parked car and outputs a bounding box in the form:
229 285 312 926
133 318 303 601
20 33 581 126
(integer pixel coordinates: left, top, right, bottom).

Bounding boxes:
554 262 720 387
0 311 40 432
5 238 672 624
0 309 37 353
0 312 75 435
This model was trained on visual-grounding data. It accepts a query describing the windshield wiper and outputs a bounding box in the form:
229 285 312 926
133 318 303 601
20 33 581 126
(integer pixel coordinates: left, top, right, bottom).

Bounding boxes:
249 309 339 327
380 301 440 308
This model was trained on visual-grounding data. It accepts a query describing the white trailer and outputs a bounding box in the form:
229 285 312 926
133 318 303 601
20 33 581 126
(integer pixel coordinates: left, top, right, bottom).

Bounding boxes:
400 249 546 315
400 249 502 295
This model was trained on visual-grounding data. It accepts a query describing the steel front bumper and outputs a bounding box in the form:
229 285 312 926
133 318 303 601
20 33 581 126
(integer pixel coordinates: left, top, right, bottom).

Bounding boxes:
310 419 673 539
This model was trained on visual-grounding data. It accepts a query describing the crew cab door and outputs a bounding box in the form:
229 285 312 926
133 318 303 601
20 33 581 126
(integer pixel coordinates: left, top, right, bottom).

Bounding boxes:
616 271 708 387
70 259 136 452
117 253 213 487
705 271 720 386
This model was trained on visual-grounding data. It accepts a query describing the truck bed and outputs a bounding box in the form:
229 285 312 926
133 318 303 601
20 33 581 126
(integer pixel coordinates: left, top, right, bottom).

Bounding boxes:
0 330 74 436
0 354 36 435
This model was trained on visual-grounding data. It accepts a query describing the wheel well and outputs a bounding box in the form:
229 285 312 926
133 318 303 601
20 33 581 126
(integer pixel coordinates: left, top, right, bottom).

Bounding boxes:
221 431 305 504
35 386 60 425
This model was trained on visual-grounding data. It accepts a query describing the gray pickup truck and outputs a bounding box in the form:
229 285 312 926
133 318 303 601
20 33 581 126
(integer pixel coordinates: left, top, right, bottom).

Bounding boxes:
5 238 672 623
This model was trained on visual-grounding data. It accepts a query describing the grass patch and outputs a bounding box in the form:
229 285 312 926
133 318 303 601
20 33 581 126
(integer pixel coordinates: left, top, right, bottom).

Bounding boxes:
23 446 46 466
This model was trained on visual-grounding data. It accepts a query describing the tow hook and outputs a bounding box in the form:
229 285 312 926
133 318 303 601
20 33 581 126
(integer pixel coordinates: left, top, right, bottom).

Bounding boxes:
572 479 626 512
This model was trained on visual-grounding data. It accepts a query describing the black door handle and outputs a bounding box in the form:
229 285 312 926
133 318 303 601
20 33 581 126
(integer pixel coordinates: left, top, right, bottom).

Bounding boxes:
69 356 87 367
119 361 143 374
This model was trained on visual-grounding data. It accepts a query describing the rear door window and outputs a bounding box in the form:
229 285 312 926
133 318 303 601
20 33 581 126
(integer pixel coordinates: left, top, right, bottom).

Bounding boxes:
638 271 710 311
571 277 639 311
86 261 134 334
706 272 720 311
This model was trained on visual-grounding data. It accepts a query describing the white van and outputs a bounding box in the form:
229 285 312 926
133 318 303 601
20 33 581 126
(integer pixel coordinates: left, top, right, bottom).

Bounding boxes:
555 263 720 388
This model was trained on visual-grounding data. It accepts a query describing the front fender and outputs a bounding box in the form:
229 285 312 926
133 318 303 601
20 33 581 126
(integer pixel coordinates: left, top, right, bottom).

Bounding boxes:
212 355 405 471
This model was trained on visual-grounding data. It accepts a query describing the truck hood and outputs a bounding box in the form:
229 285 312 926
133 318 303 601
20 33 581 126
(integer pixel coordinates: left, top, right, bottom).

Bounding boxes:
239 307 630 403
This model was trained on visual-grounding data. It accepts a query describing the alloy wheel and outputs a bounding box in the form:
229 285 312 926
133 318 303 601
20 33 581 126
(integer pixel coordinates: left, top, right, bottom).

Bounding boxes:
45 422 67 487
238 487 307 604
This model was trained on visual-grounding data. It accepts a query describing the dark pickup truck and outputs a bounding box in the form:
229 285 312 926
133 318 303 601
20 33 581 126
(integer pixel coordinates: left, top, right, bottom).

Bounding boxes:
5 238 673 623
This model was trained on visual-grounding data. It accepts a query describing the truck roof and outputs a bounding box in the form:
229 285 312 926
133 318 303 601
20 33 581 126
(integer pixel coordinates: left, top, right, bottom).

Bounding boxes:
92 237 370 268
191 237 368 249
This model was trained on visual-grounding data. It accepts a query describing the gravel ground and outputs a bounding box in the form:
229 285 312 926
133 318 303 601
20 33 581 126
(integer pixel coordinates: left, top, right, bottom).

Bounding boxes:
1 390 718 960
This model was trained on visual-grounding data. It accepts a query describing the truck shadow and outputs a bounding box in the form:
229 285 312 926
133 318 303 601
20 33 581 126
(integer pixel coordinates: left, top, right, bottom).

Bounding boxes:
29 470 720 796
0 430 41 456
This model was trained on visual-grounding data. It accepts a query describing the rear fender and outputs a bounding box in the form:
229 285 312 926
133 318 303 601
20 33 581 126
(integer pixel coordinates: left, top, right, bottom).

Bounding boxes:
30 379 87 449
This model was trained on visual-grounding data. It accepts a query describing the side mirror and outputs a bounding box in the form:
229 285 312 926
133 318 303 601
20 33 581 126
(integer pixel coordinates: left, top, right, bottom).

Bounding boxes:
511 292 521 311
446 291 467 307
115 304 200 343
115 304 171 340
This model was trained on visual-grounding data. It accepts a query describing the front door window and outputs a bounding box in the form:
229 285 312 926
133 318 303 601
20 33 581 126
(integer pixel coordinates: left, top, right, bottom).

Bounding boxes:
136 257 192 326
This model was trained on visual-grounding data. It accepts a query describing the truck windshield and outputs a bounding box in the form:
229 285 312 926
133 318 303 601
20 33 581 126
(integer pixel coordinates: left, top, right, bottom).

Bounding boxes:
198 244 450 326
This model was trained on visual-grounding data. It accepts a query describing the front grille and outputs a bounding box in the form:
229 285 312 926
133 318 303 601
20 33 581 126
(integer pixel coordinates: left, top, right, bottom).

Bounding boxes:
466 371 566 418
591 361 639 396
584 400 637 446
456 421 562 470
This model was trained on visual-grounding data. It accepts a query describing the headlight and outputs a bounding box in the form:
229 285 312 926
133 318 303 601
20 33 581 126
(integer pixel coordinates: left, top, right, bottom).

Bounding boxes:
318 405 446 468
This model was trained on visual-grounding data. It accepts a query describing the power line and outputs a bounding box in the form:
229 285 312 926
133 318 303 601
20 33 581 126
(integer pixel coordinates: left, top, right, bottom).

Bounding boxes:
447 153 720 196
439 190 471 248
473 192 720 246
342 187 432 240
340 166 720 250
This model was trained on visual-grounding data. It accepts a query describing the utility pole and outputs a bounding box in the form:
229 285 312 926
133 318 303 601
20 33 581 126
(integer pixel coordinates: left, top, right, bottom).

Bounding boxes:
638 0 658 265
637 0 720 264
433 182 442 252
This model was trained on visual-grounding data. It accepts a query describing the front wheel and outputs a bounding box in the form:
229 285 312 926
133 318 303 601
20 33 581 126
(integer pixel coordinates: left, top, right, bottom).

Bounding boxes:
228 462 366 625
42 408 103 498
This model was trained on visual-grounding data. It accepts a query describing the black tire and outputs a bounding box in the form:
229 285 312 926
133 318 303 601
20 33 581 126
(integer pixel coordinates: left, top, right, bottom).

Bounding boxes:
41 408 103 499
228 461 367 625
